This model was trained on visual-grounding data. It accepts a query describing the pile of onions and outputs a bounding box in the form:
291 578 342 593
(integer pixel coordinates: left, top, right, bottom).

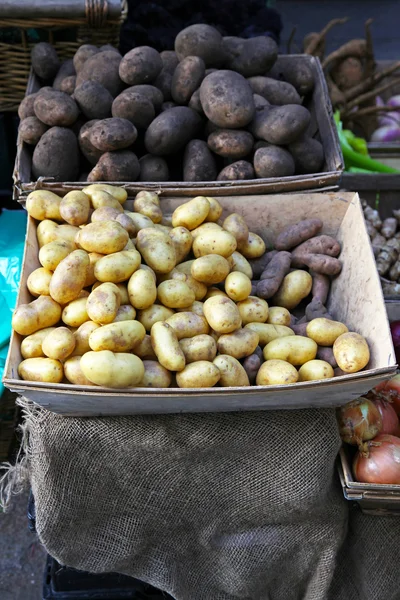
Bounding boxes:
353 434 400 484
371 398 399 435
337 397 382 446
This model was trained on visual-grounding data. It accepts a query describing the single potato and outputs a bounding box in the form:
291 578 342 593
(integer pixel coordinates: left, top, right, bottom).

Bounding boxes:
140 360 172 387
64 355 95 385
36 220 79 248
42 327 76 360
217 327 259 359
263 335 317 366
137 304 175 331
62 297 89 327
86 282 121 324
169 226 192 263
306 318 348 347
39 240 75 271
238 232 266 259
227 251 253 279
204 196 223 222
86 190 124 211
18 357 63 383
223 213 249 246
203 296 242 334
133 334 157 360
157 280 195 308
26 190 62 221
191 222 222 239
128 269 157 310
89 319 145 352
125 212 154 231
166 312 209 339
298 359 334 381
12 295 61 336
20 327 56 359
272 270 313 310
79 221 129 254
136 228 176 274
225 271 252 301
333 332 370 373
84 183 127 204
191 254 230 284
80 351 144 388
176 361 220 388
256 359 298 385
179 334 217 363
267 306 291 327
113 305 137 322
59 191 90 226
150 321 186 371
94 249 141 283
193 229 237 258
213 355 249 387
49 249 89 304
27 267 52 297
172 196 210 230
245 323 293 346
237 296 269 325
133 191 162 223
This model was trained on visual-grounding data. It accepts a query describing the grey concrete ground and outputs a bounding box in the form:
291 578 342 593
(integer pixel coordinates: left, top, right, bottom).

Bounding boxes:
0 490 46 600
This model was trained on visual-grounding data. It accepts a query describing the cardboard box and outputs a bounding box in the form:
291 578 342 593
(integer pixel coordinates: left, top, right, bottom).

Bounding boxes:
3 191 396 416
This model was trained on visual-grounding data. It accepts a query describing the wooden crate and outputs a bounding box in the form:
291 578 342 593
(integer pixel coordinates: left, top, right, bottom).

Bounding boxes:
14 54 343 198
3 191 396 416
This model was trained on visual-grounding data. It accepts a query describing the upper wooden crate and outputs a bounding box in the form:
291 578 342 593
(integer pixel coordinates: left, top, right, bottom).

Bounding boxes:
0 0 127 112
14 54 344 198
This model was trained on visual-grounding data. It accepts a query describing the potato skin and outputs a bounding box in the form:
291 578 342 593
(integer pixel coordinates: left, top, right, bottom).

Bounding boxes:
94 249 141 283
245 323 293 347
119 46 163 86
145 107 202 156
20 327 56 359
78 120 103 166
200 70 255 129
256 359 298 385
26 190 62 221
213 354 249 387
31 42 60 80
128 269 157 309
89 320 145 352
208 129 254 159
183 140 217 182
298 359 334 381
188 89 203 114
275 219 323 251
87 282 121 324
126 84 164 110
19 116 48 145
87 150 140 182
217 327 259 359
237 296 269 325
193 229 237 258
223 36 278 77
34 90 79 127
42 327 76 360
333 332 370 373
59 191 90 226
166 312 208 339
288 137 324 174
136 228 176 273
79 221 129 254
49 249 89 305
217 161 255 181
32 127 79 181
89 118 137 152
112 90 155 129
139 155 169 182
247 77 301 105
76 51 122 97
140 360 172 388
80 351 144 388
242 352 262 384
256 251 292 299
73 45 99 73
19 93 39 119
172 56 205 104
64 355 94 386
175 24 225 67
179 334 217 363
18 357 63 383
191 254 230 284
27 267 53 297
176 361 220 388
12 296 61 336
272 270 313 310
74 80 113 120
254 146 295 178
203 296 242 334
291 236 341 267
151 321 186 371
263 335 317 366
250 104 311 145
268 59 314 96
306 318 348 346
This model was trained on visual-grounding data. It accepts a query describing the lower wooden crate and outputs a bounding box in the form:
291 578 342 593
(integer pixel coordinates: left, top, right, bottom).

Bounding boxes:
338 447 400 515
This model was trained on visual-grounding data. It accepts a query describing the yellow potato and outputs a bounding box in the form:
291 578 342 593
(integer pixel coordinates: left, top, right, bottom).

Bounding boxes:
139 264 157 282
204 196 222 222
267 307 291 327
83 252 103 287
179 334 217 363
227 251 253 279
204 287 229 300
193 229 237 258
42 326 76 360
272 270 313 310
94 249 141 283
12 295 61 336
64 355 94 385
27 267 53 297
128 269 157 309
298 360 334 381
113 305 137 322
153 223 172 234
174 260 195 276
256 360 298 386
125 212 155 231
150 321 186 371
89 319 145 352
49 249 89 305
191 222 222 239
91 206 121 222
203 296 242 334
36 220 79 247
39 240 75 271
224 271 252 302
136 228 176 274
223 213 249 245
133 191 162 223
86 190 124 211
124 238 136 250
245 323 294 347
176 301 204 317
176 361 220 388
238 232 266 259
59 191 90 226
157 280 195 308
26 190 62 221
170 271 207 301
306 318 349 347
62 297 89 328
70 321 100 357
20 327 57 359
80 351 144 388
237 297 269 325
113 283 129 304
263 335 317 366
333 332 370 373
140 360 172 387
84 184 127 204
169 226 192 263
172 196 210 230
213 355 249 387
86 282 121 324
217 327 259 359
133 334 157 360
137 304 175 331
79 221 129 254
166 312 209 339
191 254 230 285
18 357 63 383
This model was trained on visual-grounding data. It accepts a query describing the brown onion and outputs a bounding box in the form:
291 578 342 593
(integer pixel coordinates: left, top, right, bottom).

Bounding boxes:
337 397 382 445
372 398 399 435
354 434 400 484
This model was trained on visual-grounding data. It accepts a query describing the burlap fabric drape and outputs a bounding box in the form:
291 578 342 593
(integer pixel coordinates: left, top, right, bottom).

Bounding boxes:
2 402 400 600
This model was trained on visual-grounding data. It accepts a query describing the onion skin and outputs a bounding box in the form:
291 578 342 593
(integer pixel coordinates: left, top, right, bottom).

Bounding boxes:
373 375 400 416
354 434 400 484
376 96 400 127
370 126 400 143
372 398 399 435
337 397 382 446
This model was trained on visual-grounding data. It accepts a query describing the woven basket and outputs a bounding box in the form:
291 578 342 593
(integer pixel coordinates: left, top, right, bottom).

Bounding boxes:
0 0 127 111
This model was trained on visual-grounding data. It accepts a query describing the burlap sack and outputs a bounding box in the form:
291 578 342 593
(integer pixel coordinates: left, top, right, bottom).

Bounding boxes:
2 401 400 599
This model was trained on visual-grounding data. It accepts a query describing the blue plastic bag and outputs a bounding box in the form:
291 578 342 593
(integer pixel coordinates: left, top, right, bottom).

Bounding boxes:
0 209 27 395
